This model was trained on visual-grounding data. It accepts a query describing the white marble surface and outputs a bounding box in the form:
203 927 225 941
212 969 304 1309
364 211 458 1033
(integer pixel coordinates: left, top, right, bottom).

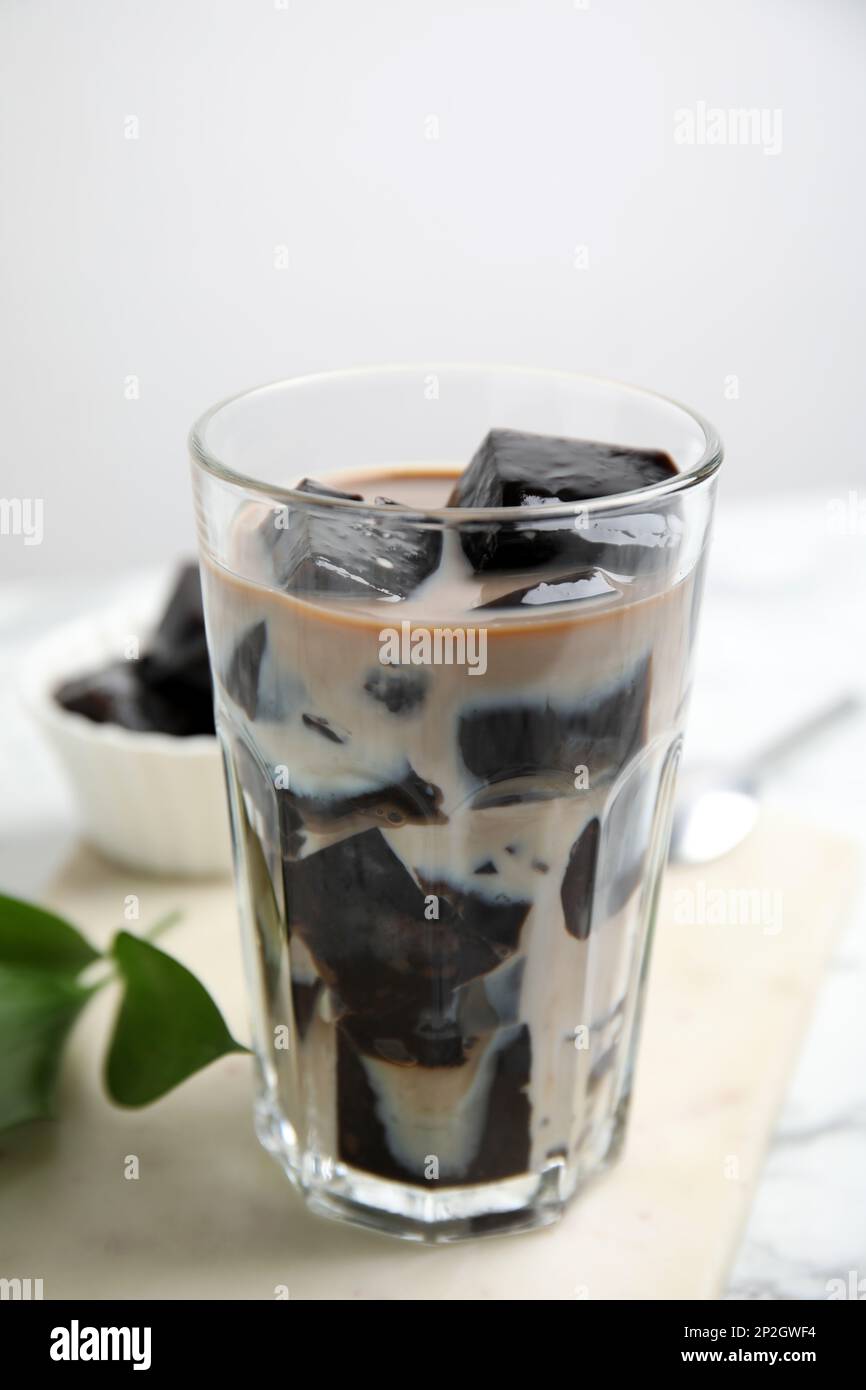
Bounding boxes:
684 494 866 1301
1 492 864 1300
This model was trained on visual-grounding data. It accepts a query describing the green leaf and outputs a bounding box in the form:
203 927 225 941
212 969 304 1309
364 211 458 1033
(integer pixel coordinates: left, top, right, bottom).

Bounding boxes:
0 964 95 1129
0 894 101 974
105 931 247 1106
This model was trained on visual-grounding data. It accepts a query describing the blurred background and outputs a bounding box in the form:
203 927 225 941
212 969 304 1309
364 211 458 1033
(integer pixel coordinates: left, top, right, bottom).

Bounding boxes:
1 0 864 1300
2 0 865 581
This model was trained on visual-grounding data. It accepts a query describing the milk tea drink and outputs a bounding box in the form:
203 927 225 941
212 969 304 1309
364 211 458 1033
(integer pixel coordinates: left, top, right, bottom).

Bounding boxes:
198 427 707 1236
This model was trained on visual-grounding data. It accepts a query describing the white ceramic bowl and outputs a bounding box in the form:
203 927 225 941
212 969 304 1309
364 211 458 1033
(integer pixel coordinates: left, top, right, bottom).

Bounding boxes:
19 573 232 878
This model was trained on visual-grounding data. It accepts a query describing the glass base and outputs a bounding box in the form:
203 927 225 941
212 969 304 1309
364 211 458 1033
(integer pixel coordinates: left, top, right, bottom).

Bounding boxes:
255 1094 628 1244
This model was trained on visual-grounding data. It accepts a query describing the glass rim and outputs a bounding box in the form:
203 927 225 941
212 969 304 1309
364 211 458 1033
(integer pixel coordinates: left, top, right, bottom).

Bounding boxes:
189 364 723 524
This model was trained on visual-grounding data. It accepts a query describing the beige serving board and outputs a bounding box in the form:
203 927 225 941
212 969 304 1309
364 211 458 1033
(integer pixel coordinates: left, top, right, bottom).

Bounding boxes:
0 810 860 1300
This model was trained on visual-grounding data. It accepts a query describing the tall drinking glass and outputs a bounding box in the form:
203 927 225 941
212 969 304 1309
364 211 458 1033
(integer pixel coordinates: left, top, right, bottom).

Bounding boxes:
190 366 721 1242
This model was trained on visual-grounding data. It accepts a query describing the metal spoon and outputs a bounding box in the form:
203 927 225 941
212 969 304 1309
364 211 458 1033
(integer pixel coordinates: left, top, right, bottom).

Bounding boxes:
669 693 862 866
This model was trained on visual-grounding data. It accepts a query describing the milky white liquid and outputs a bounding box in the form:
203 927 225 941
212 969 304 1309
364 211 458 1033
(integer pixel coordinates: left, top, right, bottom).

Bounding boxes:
202 466 695 1200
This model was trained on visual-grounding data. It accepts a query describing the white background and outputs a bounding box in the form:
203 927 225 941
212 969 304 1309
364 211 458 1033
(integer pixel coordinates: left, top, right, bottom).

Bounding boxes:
1 0 865 578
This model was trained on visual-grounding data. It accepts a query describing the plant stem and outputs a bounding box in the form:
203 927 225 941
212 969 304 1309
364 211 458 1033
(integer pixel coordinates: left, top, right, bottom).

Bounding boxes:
142 910 183 943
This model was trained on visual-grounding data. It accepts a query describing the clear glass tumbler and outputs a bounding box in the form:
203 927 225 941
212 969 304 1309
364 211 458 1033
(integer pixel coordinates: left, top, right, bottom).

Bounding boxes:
190 366 721 1242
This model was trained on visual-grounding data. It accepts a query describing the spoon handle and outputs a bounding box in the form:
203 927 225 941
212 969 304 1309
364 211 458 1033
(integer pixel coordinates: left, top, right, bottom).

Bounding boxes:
747 693 862 783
